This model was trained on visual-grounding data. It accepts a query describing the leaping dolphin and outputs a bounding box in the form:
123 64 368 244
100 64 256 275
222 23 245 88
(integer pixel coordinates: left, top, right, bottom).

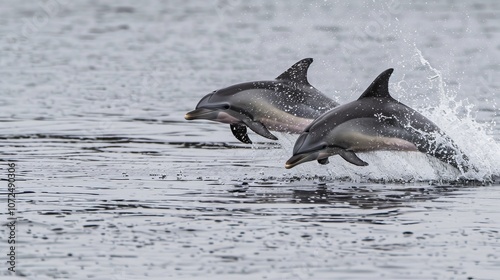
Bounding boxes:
285 68 470 172
185 58 338 144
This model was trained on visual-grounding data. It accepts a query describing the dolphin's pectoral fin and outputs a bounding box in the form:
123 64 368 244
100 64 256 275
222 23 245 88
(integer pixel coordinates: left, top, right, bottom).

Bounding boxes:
275 58 313 85
230 124 252 144
317 158 329 165
339 150 369 166
245 121 278 140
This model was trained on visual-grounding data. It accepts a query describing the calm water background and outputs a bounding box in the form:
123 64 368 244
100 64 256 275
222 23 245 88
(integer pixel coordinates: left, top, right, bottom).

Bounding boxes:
0 0 499 279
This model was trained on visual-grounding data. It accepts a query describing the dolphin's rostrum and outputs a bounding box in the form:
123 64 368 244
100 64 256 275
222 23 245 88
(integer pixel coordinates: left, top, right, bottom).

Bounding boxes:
185 58 338 143
285 68 470 172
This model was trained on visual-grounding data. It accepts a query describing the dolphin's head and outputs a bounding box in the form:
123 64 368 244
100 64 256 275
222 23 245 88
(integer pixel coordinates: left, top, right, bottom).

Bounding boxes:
285 131 336 169
185 91 241 124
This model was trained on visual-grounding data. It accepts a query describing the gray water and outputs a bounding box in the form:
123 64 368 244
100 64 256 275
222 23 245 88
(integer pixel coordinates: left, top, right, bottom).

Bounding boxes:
1 1 500 279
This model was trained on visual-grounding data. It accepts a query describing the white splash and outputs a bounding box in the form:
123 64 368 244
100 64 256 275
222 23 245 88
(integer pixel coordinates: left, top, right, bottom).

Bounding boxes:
412 48 500 181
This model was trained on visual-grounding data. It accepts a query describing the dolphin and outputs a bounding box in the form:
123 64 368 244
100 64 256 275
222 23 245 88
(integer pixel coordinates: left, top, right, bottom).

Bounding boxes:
185 58 338 144
285 68 470 172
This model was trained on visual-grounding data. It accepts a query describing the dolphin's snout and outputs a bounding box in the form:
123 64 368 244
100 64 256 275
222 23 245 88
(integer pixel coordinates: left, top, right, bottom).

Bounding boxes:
185 108 213 120
286 133 329 168
285 154 308 169
184 113 194 120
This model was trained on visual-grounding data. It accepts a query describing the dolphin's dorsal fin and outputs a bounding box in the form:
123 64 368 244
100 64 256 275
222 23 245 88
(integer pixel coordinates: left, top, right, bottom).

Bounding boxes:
358 68 394 99
276 58 313 85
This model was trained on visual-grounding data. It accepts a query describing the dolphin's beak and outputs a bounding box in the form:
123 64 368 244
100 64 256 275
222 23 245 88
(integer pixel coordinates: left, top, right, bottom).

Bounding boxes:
285 152 320 169
184 108 214 120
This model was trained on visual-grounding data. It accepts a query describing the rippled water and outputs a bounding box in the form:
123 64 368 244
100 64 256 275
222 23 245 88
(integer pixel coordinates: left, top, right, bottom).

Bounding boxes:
1 1 499 279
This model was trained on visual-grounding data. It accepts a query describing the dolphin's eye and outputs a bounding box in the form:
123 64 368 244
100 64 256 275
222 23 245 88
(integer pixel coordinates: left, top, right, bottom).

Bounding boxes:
223 104 230 110
321 144 328 149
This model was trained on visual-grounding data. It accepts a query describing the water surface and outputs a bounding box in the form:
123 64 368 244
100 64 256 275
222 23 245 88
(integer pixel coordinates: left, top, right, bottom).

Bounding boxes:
0 1 499 279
